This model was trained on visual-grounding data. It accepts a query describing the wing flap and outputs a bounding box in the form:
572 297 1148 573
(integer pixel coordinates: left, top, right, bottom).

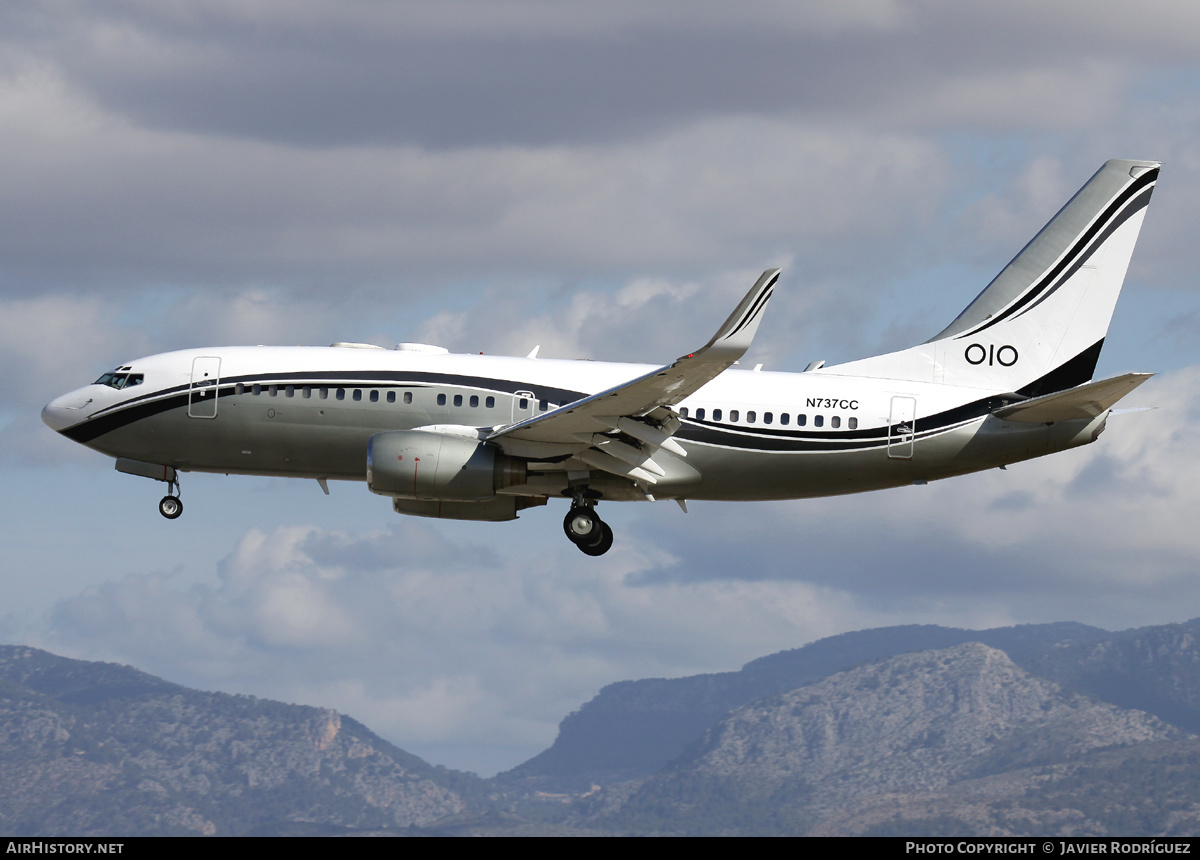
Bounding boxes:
993 372 1152 423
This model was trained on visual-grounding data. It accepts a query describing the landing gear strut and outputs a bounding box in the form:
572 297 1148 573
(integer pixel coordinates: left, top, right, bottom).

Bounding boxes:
563 489 613 556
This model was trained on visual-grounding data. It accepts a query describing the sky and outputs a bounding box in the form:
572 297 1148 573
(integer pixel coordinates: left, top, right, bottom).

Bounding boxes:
4 0 1200 776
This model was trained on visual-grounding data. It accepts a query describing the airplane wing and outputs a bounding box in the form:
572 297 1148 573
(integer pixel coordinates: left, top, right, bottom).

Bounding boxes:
992 372 1153 423
486 269 780 482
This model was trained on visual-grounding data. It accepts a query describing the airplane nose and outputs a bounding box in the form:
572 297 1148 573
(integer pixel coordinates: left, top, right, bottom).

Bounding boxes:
41 402 69 432
41 390 93 433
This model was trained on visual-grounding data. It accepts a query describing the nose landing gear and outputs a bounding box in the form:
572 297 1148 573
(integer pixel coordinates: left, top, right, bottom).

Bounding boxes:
563 489 613 556
114 458 184 520
158 476 183 520
158 494 183 519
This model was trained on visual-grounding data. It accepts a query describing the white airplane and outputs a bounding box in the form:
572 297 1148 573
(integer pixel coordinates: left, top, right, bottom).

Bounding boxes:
44 159 1158 556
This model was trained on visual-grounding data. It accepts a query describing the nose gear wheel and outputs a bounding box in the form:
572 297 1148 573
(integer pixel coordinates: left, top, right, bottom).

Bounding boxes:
158 495 183 519
158 475 183 519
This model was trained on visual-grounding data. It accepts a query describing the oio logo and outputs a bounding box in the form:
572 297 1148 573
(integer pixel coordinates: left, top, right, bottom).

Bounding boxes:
965 343 1018 367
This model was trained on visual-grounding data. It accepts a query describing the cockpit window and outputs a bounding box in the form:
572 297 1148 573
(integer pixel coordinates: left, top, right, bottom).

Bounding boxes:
94 371 144 390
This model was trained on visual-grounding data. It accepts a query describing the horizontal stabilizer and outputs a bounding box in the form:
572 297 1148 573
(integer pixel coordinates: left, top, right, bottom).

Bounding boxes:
993 373 1152 423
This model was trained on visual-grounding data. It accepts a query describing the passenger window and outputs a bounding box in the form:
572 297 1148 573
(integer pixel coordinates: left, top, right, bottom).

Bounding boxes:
269 385 278 397
680 407 689 418
404 391 412 404
370 390 379 402
286 385 294 397
319 387 328 399
453 394 463 407
235 383 245 395
815 415 824 427
781 413 789 426
519 397 528 409
387 391 395 403
353 389 362 401
471 395 479 408
336 388 345 400
437 393 447 406
797 414 806 426
539 399 548 411
747 411 756 423
302 386 311 398
252 384 261 395
730 410 739 422
485 396 494 408
713 408 722 421
848 417 858 430
764 412 773 425
696 408 705 420
831 416 840 428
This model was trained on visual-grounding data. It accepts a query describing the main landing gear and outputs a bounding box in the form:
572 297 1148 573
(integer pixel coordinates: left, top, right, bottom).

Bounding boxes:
563 489 613 556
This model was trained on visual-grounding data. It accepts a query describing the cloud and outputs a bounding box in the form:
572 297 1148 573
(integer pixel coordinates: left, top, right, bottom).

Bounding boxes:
14 116 932 285
3 0 1190 154
886 63 1127 130
0 44 955 296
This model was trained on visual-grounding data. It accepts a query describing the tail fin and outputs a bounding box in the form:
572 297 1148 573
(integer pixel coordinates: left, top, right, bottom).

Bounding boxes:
930 158 1158 394
825 160 1158 393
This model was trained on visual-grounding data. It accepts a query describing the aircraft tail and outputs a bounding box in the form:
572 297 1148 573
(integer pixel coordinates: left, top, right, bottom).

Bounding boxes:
825 159 1159 394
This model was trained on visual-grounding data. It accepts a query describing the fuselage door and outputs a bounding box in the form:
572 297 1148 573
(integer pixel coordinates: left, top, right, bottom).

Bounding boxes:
188 356 222 419
888 395 916 459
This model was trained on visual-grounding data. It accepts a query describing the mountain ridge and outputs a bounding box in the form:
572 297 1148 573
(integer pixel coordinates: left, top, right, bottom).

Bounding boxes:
8 616 1200 835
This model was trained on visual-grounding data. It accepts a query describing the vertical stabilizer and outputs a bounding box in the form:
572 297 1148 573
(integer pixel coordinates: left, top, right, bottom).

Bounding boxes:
824 160 1158 394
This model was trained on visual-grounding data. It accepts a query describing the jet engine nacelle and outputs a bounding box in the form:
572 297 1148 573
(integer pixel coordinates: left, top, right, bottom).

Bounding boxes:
366 429 525 502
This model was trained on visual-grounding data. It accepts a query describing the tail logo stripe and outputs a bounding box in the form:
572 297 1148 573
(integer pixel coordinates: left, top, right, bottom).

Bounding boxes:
954 168 1157 339
1009 185 1154 322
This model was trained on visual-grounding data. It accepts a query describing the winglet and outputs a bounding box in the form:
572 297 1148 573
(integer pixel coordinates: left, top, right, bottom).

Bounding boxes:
691 268 780 363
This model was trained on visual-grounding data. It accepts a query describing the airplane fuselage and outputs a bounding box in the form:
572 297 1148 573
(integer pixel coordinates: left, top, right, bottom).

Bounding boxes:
44 344 1104 504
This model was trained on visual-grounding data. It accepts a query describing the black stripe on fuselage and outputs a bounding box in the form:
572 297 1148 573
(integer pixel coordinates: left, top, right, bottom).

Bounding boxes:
673 338 1108 453
62 344 1104 454
956 169 1157 339
62 371 591 444
64 391 190 443
213 369 588 405
674 392 1019 453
